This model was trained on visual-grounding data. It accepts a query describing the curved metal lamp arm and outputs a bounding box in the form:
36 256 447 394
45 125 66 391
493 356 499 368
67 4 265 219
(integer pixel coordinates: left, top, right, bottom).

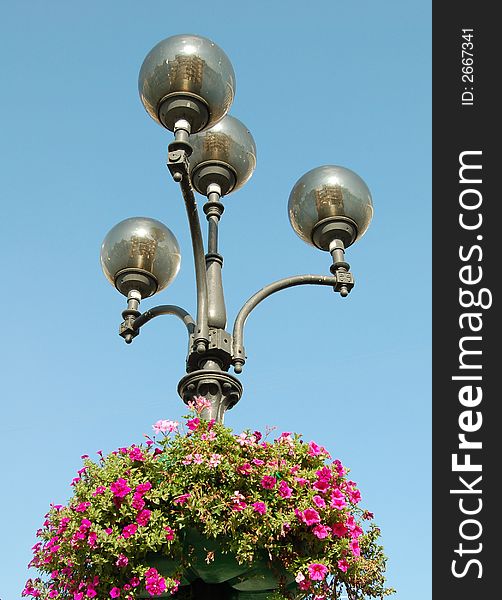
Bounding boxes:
231 275 340 373
132 305 196 334
167 147 209 353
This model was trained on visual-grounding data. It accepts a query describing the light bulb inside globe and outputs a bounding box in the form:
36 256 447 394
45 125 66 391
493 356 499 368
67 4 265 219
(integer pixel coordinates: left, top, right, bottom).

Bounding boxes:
138 34 236 133
100 217 181 298
288 165 373 250
188 114 257 196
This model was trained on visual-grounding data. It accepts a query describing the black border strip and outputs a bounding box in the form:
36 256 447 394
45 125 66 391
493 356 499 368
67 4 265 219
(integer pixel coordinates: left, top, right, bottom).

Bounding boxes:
433 4 496 597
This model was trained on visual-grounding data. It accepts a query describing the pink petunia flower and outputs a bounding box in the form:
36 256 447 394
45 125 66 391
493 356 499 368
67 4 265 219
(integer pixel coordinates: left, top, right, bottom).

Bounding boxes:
109 588 121 598
164 526 175 541
350 539 361 557
136 509 151 526
330 488 347 509
299 508 321 526
252 501 267 515
116 554 128 567
131 493 145 511
136 481 152 495
312 495 326 508
312 524 331 539
187 417 200 431
236 463 253 475
128 447 145 462
337 559 349 573
110 478 131 499
308 563 328 581
260 475 276 489
331 522 348 537
121 524 137 539
278 480 293 498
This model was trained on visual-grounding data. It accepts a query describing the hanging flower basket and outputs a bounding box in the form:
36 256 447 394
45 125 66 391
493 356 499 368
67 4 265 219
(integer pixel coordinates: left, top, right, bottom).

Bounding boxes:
23 398 394 599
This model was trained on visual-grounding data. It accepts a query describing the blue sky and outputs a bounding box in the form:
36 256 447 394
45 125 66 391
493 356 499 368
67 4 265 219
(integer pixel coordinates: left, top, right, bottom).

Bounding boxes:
0 1 431 598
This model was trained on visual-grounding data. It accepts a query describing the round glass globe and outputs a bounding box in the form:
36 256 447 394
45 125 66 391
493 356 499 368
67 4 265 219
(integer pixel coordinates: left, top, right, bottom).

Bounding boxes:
138 34 235 131
189 114 257 195
100 217 181 295
288 165 373 248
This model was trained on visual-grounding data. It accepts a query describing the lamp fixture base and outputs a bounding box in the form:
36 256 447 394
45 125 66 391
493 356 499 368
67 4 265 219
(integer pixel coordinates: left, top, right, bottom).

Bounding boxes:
178 369 243 423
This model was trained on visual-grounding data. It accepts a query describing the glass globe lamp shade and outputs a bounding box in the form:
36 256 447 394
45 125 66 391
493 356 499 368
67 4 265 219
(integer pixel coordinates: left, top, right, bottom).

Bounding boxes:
138 34 236 132
189 114 257 196
100 217 181 297
288 165 373 249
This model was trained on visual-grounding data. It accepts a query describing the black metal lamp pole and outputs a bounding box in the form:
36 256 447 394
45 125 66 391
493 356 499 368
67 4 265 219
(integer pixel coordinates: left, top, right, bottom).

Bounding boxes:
100 34 374 424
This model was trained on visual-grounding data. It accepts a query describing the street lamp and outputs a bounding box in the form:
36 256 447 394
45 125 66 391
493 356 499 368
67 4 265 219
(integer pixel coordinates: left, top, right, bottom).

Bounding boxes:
100 33 373 424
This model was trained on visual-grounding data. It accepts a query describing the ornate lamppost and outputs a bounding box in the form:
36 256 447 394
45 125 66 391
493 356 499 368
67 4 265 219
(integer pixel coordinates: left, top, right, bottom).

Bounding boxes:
100 34 373 423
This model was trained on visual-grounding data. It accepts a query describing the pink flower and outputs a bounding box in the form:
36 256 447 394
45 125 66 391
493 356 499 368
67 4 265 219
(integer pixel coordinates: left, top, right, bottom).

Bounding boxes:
173 493 191 505
260 476 276 489
252 501 267 515
208 453 222 468
129 578 140 588
308 563 328 581
188 396 212 413
132 493 145 511
110 588 121 598
128 447 144 462
312 524 331 539
278 480 293 498
252 458 265 466
312 495 326 508
86 589 97 598
73 593 83 600
313 479 330 493
144 568 166 596
73 502 90 513
350 539 361 557
136 509 151 526
87 531 97 547
333 459 346 476
164 526 175 541
92 486 106 496
110 478 131 498
136 481 152 495
187 417 200 431
331 522 348 537
116 554 129 567
347 488 362 504
299 508 321 526
105 527 113 535
307 441 323 456
152 419 179 434
236 463 253 475
121 524 137 538
330 488 347 509
295 573 305 583
294 477 309 487
337 559 349 573
193 453 204 464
